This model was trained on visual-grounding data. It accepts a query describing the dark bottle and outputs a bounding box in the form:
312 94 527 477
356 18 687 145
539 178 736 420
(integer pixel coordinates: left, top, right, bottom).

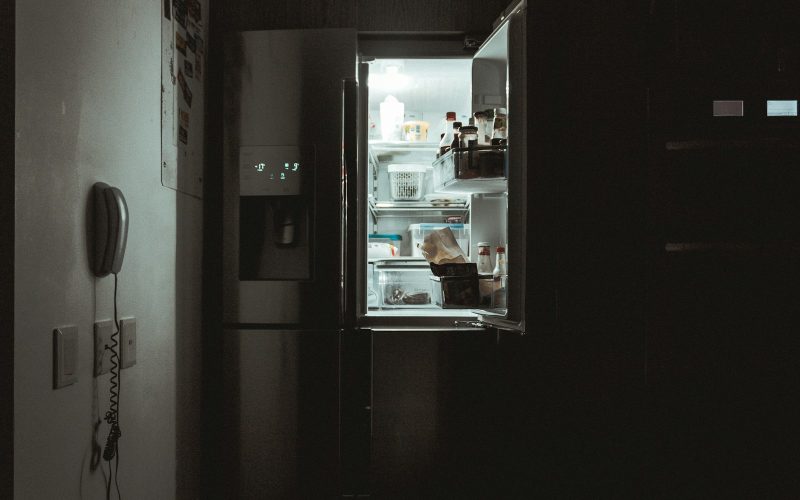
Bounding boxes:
450 121 463 151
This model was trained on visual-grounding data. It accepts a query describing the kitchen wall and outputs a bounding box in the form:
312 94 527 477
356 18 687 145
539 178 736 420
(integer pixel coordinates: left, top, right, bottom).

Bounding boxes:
14 1 203 498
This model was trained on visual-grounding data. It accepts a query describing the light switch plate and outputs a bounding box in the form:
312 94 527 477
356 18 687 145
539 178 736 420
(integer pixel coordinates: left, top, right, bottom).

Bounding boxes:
120 317 136 369
53 326 78 389
94 320 114 377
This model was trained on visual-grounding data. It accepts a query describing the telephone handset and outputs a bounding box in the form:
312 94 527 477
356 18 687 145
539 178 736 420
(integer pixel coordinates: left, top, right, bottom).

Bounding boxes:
93 182 129 277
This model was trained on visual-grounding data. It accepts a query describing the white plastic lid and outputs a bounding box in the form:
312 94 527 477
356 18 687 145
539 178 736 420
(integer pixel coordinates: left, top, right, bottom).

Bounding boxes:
388 164 428 173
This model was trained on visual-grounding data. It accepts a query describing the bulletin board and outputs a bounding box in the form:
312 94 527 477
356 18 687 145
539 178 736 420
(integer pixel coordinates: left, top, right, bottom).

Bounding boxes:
161 0 207 199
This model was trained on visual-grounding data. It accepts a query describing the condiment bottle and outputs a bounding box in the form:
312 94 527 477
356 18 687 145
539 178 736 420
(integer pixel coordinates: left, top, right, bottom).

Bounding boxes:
450 121 463 151
493 245 508 308
493 246 507 276
476 242 492 274
438 112 457 156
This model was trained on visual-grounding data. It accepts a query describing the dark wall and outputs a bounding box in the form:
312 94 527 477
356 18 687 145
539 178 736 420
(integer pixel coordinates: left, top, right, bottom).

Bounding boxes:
1 0 13 496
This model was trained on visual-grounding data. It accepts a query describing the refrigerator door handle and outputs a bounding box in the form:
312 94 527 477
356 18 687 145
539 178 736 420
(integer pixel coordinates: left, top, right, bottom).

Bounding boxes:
453 320 488 329
340 78 359 328
475 315 526 334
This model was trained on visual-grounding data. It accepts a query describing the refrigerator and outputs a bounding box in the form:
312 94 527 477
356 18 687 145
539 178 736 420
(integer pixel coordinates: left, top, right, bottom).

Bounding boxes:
222 1 542 497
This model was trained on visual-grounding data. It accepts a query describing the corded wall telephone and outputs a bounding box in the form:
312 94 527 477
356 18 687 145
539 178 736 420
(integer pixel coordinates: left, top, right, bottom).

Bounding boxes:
92 182 129 277
91 182 129 498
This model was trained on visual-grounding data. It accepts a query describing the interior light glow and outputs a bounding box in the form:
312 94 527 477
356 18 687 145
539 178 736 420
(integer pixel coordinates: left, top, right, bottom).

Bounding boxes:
369 71 411 91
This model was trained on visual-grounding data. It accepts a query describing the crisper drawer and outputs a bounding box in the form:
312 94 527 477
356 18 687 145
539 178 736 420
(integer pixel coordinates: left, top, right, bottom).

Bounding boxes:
373 259 435 309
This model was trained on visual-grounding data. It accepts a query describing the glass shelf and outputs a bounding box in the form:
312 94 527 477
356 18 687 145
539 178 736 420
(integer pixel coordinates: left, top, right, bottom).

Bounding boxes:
368 140 440 152
368 199 470 220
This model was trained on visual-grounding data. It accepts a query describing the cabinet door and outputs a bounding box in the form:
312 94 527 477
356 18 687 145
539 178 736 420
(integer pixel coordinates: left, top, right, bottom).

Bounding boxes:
370 329 497 499
647 248 800 496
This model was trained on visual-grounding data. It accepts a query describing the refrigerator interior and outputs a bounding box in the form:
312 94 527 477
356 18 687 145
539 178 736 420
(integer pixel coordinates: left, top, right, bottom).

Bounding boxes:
364 51 509 317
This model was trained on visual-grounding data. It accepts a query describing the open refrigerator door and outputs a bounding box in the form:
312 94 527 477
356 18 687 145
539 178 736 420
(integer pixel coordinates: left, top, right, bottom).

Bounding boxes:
360 0 527 334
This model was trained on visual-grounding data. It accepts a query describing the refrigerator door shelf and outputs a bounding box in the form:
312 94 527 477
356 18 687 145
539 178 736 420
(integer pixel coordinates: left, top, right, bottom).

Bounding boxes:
432 145 508 194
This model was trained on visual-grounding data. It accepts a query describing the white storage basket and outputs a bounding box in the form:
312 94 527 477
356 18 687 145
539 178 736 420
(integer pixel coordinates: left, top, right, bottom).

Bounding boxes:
387 164 427 201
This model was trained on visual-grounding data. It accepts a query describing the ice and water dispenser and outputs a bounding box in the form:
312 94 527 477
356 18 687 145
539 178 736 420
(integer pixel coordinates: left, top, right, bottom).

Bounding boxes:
238 145 315 281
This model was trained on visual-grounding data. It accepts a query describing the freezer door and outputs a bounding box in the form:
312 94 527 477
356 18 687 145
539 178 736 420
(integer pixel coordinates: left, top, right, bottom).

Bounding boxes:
472 2 531 334
223 329 340 498
223 29 357 326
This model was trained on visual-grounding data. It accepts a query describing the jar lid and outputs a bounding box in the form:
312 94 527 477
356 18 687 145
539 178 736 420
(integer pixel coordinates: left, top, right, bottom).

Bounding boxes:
473 111 486 118
453 121 462 128
459 126 478 133
496 246 506 253
494 108 507 115
477 242 491 247
446 111 456 120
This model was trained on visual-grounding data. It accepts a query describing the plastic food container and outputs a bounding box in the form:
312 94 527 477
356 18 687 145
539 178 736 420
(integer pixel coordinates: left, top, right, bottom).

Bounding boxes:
368 233 402 246
388 164 427 201
408 223 470 258
401 120 430 142
373 259 434 308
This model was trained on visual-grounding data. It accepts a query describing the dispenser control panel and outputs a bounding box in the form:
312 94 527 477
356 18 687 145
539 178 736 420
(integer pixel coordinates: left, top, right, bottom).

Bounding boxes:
239 146 312 196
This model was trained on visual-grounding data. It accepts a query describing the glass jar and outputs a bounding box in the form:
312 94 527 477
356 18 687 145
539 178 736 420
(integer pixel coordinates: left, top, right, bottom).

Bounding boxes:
459 125 479 148
483 109 495 143
473 111 489 145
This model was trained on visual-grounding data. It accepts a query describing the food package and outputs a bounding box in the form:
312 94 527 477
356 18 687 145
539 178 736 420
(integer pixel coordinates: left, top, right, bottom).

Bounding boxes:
417 227 468 265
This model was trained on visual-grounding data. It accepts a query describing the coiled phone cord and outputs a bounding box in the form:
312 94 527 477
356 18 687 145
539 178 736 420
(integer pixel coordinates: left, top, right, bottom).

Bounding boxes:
104 273 122 500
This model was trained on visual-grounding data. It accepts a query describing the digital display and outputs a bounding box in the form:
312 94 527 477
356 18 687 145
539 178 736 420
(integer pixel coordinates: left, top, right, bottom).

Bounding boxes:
239 146 311 196
767 100 798 117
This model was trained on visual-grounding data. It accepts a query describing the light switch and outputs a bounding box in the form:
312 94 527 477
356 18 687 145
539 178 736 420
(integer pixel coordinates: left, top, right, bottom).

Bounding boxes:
53 326 78 389
120 317 136 369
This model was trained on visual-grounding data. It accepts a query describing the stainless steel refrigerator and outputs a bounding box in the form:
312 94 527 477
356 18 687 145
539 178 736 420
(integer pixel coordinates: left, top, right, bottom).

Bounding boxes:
222 1 544 496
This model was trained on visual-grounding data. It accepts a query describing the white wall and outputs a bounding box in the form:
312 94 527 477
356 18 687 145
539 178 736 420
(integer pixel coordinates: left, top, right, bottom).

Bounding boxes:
14 1 203 498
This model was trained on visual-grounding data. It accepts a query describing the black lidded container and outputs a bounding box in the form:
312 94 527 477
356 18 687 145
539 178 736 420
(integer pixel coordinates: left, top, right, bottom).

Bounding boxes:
429 262 479 308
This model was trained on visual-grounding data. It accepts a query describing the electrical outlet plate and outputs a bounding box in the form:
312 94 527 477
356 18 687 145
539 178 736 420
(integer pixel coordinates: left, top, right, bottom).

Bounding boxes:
94 320 114 377
120 317 136 369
